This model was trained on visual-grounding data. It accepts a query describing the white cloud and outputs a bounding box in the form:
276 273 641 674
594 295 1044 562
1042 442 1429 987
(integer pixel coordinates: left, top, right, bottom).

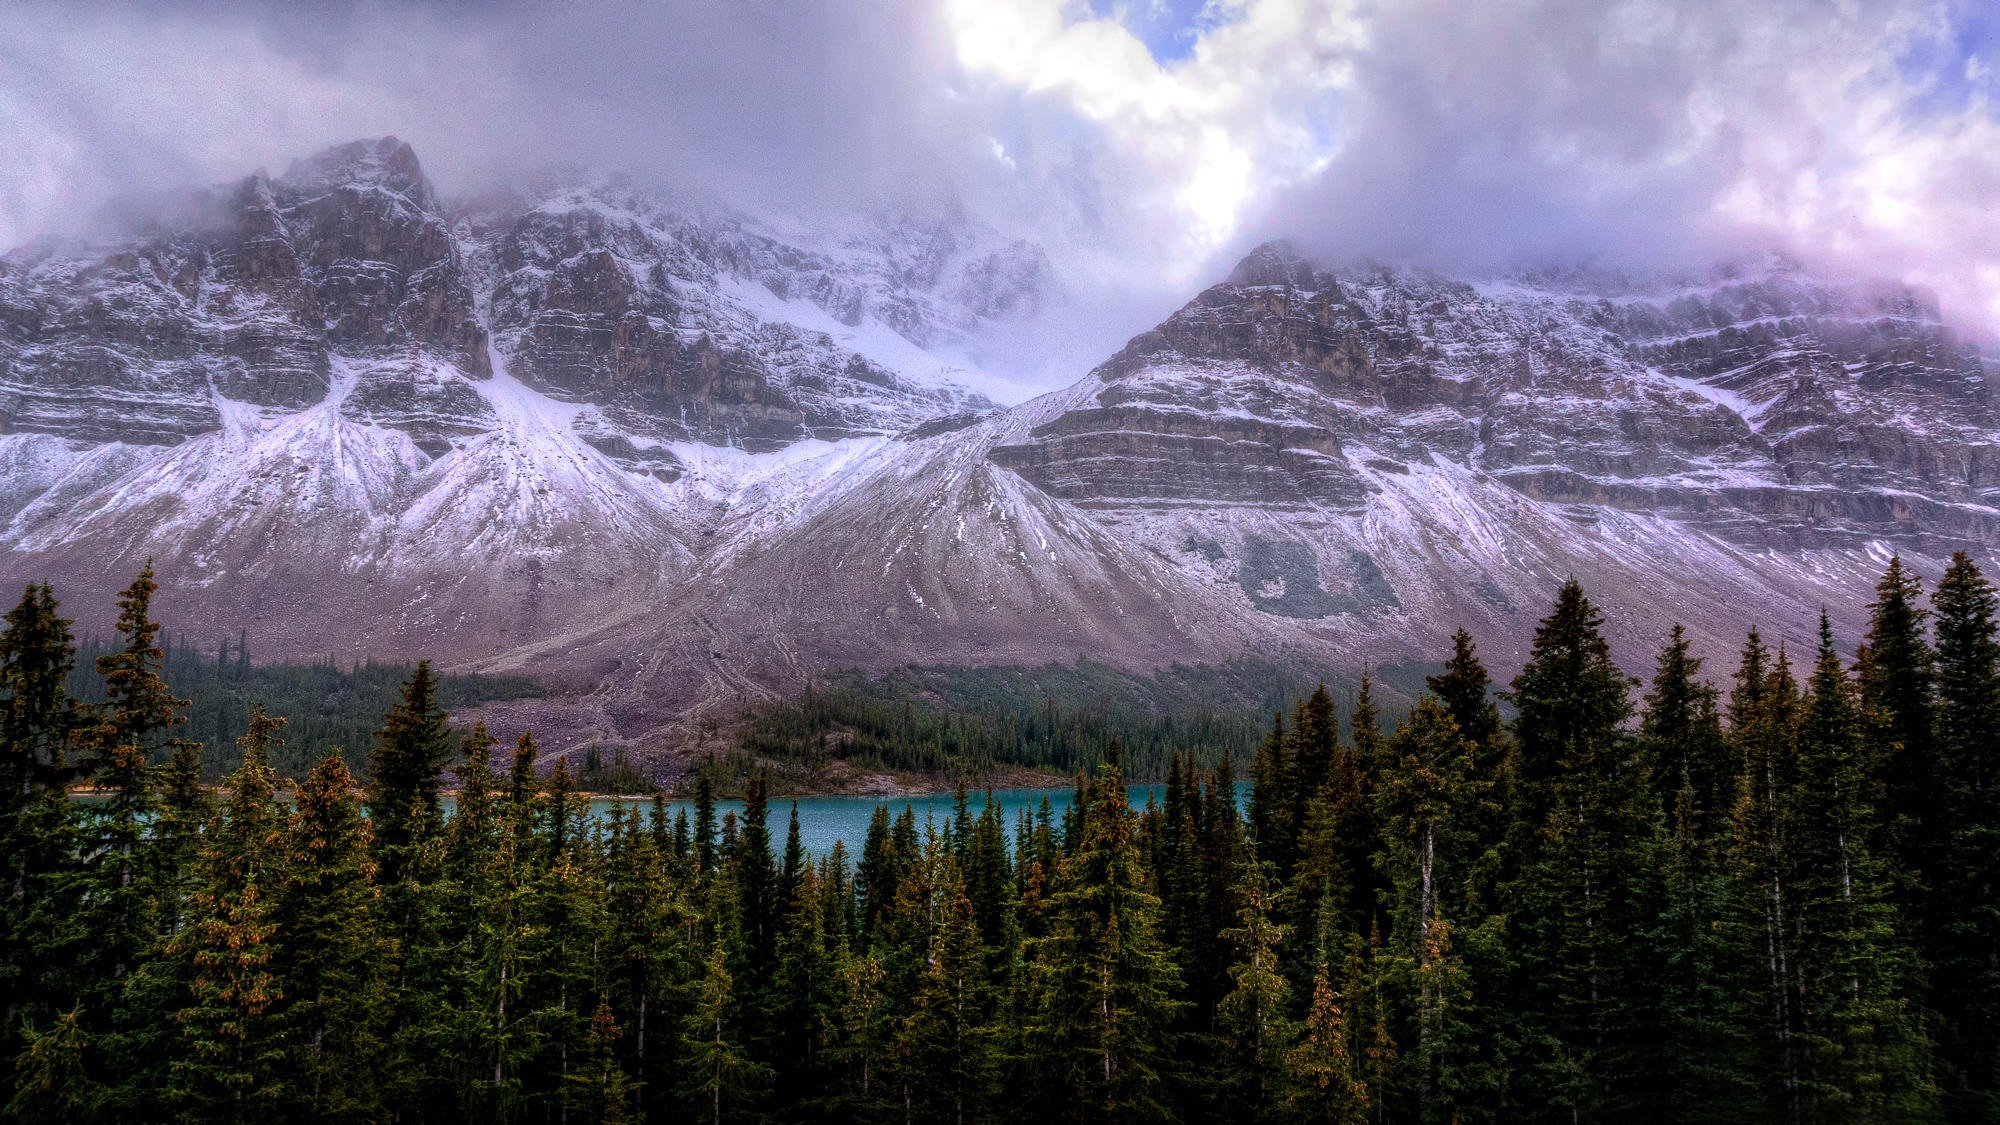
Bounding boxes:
3 0 1998 365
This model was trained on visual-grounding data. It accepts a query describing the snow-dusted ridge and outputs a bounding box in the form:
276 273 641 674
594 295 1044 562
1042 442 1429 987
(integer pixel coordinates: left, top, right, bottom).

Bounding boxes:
2 145 1997 762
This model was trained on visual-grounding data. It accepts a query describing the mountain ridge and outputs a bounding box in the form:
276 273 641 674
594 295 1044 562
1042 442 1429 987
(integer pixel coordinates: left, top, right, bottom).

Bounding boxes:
3 139 1993 768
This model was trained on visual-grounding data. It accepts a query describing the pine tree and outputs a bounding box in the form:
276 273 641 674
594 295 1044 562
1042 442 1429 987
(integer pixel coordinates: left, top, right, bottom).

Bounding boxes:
368 660 454 882
275 750 388 1119
1294 677 1384 963
6 1008 99 1123
735 772 778 973
71 568 185 1023
1024 754 1183 1121
692 762 718 876
894 862 993 1123
1930 552 2000 1113
0 583 82 1029
1727 635 1812 1117
1290 684 1340 849
448 721 499 878
599 804 686 1122
1282 961 1369 1124
1643 624 1736 848
1218 856 1292 1109
1788 612 1939 1121
681 940 769 1124
1429 629 1502 752
152 735 212 940
1862 559 1937 882
1373 694 1491 1120
168 710 288 1120
1503 578 1659 1120
1640 630 1761 1122
565 999 637 1124
1250 711 1293 867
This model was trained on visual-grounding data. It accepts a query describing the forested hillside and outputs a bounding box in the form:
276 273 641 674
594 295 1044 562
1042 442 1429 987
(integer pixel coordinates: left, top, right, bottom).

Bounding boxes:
62 636 540 782
728 657 1391 786
0 556 1995 1122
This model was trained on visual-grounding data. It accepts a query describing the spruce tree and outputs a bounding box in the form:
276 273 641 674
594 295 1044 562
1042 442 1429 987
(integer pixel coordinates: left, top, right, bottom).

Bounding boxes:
680 940 768 1123
0 583 81 1029
1428 629 1502 752
1862 559 1937 866
74 567 185 1017
1788 612 1939 1121
1024 753 1183 1121
276 750 388 1119
1642 624 1736 848
895 861 993 1122
1218 856 1293 1109
168 711 288 1120
1282 961 1369 1124
1930 552 2000 1113
1373 694 1490 1121
1503 578 1658 1120
368 660 454 882
1250 711 1293 867
1641 631 1760 1122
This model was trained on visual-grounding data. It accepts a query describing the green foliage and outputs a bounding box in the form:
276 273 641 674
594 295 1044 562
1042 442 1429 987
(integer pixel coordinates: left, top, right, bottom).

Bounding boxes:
1 564 1991 1124
64 636 540 782
732 657 1431 784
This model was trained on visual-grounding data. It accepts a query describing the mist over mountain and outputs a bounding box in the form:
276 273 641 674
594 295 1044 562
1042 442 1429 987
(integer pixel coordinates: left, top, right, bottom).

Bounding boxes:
0 134 1991 763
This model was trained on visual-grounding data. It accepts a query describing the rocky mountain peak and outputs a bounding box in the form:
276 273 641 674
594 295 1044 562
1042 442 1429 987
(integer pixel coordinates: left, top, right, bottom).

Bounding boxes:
8 142 1995 753
278 136 435 209
1224 240 1324 290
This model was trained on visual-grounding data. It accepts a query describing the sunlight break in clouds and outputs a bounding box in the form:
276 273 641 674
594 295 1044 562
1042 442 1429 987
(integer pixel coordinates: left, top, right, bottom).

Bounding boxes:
944 0 1362 279
2 0 1999 352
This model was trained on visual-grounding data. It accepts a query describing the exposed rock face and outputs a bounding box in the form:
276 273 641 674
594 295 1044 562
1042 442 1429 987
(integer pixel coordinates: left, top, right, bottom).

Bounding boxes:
3 143 1996 762
994 244 2000 553
0 139 1049 677
481 187 1024 450
0 137 487 449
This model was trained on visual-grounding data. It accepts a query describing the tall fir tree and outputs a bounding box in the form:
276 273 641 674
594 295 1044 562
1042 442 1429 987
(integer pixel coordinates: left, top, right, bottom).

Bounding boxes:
1862 559 1937 853
367 661 454 874
1218 855 1293 1110
276 750 389 1120
1024 753 1184 1121
167 709 288 1120
1786 612 1939 1122
1502 579 1661 1121
1930 553 2000 1116
0 583 81 1030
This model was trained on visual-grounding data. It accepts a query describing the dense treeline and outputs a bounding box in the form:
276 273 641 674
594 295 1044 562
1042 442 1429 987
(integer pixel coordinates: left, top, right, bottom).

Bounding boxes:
63 634 540 781
737 678 1262 782
734 657 1371 783
1 555 1998 1122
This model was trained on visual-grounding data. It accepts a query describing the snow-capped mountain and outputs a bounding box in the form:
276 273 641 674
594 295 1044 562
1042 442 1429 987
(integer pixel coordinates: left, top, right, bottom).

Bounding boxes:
2 138 1994 758
0 138 1047 661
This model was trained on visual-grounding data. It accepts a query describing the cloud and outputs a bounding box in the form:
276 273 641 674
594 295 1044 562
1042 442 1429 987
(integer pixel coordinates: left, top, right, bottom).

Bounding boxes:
3 0 1999 373
1251 0 2000 307
0 0 1002 241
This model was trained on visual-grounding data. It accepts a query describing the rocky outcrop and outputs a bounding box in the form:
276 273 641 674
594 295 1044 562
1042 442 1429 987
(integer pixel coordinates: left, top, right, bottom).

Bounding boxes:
0 138 1049 692
0 138 488 450
6 146 1997 760
483 188 1019 449
992 244 2000 557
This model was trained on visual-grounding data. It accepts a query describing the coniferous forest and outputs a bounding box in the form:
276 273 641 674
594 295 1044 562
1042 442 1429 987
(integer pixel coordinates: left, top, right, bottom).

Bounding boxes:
1 555 1998 1124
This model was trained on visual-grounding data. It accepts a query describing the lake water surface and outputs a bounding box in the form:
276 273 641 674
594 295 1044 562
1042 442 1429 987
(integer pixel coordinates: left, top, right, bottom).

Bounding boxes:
584 783 1250 857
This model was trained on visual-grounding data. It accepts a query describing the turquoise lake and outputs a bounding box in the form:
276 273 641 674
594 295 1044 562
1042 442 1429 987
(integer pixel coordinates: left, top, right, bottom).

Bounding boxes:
577 784 1250 857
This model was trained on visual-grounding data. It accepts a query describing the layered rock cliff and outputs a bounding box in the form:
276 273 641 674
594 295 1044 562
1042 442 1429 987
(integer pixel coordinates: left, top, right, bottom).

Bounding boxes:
2 140 1994 762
